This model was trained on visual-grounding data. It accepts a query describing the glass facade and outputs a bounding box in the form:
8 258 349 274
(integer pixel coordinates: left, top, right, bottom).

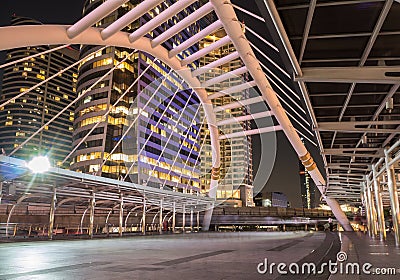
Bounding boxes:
72 0 202 193
199 30 253 204
0 16 78 168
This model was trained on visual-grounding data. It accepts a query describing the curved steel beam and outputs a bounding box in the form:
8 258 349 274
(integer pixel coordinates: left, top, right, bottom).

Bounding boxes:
0 25 220 196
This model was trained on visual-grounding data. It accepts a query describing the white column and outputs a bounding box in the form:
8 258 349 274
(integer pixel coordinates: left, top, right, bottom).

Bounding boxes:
88 191 96 238
362 185 373 237
366 176 378 237
118 194 124 237
172 201 176 233
182 204 186 233
48 187 56 240
197 211 200 232
385 148 400 246
142 196 146 235
372 165 386 240
159 198 163 234
190 208 193 232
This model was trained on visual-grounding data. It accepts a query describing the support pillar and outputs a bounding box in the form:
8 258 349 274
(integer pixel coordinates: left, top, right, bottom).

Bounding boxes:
48 187 56 240
182 204 186 233
366 178 378 237
202 203 214 231
119 193 123 237
362 184 373 237
196 211 200 232
372 165 386 240
172 201 176 233
142 196 146 235
88 191 95 238
190 208 193 232
159 198 163 234
0 182 3 204
385 148 400 246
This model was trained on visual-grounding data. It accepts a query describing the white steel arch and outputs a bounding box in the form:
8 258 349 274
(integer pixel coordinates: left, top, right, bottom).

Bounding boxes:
0 0 353 231
0 24 220 229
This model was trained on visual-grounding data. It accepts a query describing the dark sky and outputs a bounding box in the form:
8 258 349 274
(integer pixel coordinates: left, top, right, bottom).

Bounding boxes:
0 0 321 208
0 1 84 26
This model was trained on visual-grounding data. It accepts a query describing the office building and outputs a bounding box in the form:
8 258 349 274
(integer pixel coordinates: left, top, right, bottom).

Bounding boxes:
198 29 253 205
0 16 78 168
71 0 201 192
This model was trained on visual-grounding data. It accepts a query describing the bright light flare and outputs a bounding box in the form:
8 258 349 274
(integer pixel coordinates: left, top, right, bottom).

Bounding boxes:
27 156 51 173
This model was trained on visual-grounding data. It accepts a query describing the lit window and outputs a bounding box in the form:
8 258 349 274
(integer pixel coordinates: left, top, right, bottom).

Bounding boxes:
5 121 13 126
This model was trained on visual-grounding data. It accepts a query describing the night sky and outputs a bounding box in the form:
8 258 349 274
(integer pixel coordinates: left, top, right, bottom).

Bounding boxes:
0 0 317 207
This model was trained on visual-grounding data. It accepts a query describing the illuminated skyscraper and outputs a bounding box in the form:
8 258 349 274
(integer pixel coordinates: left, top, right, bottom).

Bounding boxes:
299 160 317 209
199 29 253 206
71 0 201 192
0 16 78 167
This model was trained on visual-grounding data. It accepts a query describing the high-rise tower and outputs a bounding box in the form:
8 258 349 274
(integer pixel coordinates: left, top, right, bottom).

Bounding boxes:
199 29 253 206
0 16 78 167
71 0 202 192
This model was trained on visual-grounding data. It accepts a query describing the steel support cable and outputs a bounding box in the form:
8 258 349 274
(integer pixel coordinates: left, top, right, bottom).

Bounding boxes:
143 90 200 188
157 113 204 191
9 47 137 156
0 44 70 69
61 57 154 165
170 116 208 192
142 89 198 186
102 68 175 171
0 46 107 110
122 76 186 180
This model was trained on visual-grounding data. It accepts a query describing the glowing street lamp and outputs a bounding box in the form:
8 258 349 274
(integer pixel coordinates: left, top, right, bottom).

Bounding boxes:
27 156 51 173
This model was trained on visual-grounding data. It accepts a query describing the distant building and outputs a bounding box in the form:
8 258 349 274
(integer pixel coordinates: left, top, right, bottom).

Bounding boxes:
254 192 288 208
199 27 253 204
0 16 78 168
299 161 317 208
71 0 201 193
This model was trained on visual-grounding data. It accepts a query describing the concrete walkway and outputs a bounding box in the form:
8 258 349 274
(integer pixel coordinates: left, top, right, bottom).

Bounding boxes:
0 231 397 279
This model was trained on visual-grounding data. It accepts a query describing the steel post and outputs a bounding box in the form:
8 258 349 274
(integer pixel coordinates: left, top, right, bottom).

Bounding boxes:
372 164 386 240
190 208 193 232
142 196 146 235
159 198 163 234
362 184 373 237
385 148 400 246
172 201 176 233
88 191 95 238
119 193 123 237
197 211 200 231
48 187 56 240
182 204 186 233
366 177 378 237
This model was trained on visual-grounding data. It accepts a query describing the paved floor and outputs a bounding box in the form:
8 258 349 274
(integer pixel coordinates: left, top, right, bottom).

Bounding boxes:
0 231 398 279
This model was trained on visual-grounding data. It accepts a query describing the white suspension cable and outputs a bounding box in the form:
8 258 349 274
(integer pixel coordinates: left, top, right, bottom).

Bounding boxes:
259 59 300 100
171 116 207 192
231 4 265 22
0 46 107 109
61 55 152 165
245 26 278 52
122 75 186 180
143 89 200 187
103 68 175 171
0 44 70 69
9 47 131 157
249 41 291 79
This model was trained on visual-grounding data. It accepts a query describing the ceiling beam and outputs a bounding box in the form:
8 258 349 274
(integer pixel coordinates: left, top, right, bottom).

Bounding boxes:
295 66 400 84
298 0 316 64
317 121 400 134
